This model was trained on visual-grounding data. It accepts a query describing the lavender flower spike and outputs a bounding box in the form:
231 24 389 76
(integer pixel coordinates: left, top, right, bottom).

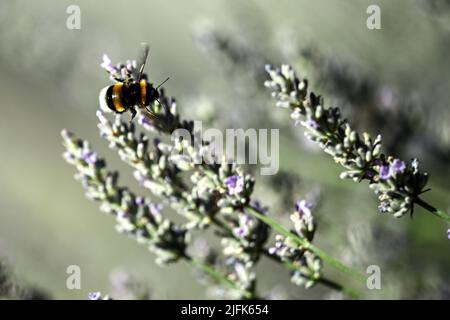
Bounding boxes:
379 165 391 180
225 175 245 195
265 64 434 218
100 54 116 74
391 159 406 174
88 292 102 300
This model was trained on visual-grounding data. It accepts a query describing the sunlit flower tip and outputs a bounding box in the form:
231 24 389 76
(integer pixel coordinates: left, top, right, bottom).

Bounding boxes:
82 150 98 164
102 54 111 64
100 54 115 73
126 60 134 71
96 110 109 125
63 151 74 162
117 210 127 219
295 200 313 217
380 165 391 180
61 129 70 139
365 170 375 179
234 263 247 279
135 196 144 206
138 115 152 127
120 68 128 79
411 158 419 170
149 203 163 216
133 170 145 183
224 175 245 195
392 159 406 174
268 241 285 255
301 119 319 129
88 291 102 300
378 201 389 213
447 228 450 239
242 214 251 224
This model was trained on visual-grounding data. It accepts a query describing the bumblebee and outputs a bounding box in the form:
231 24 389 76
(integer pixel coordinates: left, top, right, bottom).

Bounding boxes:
99 43 168 120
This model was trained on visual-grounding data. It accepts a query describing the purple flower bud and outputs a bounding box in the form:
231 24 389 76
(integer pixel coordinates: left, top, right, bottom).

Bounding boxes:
373 159 383 166
391 159 406 174
224 175 245 195
447 229 450 240
242 214 251 224
100 55 116 74
82 150 98 165
88 292 102 300
268 241 286 256
379 165 391 180
135 197 144 206
117 210 127 219
234 226 249 238
149 203 163 216
138 115 155 131
299 119 319 129
153 138 161 146
295 200 313 218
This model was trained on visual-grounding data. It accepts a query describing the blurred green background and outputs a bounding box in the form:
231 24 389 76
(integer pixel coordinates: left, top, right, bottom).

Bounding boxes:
0 0 449 299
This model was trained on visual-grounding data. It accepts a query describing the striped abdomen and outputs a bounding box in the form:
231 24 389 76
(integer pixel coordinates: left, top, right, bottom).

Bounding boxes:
100 80 156 114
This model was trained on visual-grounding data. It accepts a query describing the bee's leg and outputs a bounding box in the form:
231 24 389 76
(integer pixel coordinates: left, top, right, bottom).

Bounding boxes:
129 107 137 122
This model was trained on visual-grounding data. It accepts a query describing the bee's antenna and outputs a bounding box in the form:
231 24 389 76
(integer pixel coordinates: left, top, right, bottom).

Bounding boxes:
138 64 146 81
156 77 170 90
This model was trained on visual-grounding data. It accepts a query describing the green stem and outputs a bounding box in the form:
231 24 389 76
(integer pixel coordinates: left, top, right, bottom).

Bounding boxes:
262 250 360 298
316 278 360 299
184 255 254 299
245 205 366 285
211 213 362 297
415 197 450 222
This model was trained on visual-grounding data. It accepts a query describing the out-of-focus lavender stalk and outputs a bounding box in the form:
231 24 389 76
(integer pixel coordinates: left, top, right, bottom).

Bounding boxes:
61 51 366 300
265 64 450 224
61 129 253 299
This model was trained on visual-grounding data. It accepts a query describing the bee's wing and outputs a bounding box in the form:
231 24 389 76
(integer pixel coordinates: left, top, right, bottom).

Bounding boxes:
134 42 150 81
137 104 159 124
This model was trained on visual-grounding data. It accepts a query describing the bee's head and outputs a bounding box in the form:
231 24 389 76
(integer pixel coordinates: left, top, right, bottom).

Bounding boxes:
149 86 160 103
99 86 114 113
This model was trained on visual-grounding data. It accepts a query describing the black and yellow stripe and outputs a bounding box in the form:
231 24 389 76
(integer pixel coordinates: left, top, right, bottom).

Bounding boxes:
140 80 150 106
102 80 156 114
103 83 126 113
111 83 126 112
